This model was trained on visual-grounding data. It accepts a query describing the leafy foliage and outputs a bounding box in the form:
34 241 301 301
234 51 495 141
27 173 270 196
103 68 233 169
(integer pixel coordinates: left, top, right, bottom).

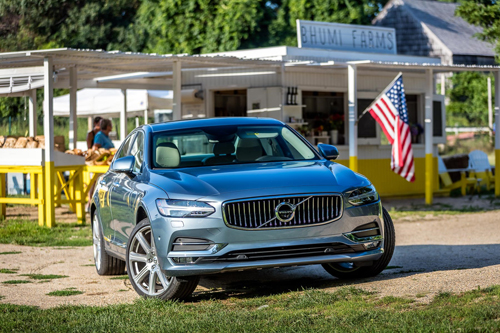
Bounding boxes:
456 0 500 60
0 0 142 52
269 0 387 46
136 0 279 54
446 72 494 127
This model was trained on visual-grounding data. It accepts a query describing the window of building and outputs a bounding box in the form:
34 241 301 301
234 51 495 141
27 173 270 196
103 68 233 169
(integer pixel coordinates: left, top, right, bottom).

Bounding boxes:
356 94 422 145
302 91 345 145
214 90 247 117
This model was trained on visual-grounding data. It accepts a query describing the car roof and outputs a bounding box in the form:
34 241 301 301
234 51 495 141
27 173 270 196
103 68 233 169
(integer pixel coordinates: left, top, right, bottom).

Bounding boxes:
147 117 285 133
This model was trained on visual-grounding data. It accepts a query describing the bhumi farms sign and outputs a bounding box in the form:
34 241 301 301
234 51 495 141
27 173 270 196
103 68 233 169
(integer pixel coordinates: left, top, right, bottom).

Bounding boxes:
296 20 397 54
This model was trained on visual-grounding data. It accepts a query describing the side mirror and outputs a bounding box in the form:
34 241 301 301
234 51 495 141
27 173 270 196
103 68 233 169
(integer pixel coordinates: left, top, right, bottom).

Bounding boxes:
111 155 135 175
317 144 339 160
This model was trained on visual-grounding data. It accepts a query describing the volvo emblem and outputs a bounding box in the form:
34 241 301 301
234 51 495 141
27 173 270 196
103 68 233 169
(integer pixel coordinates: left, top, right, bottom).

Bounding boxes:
275 202 296 223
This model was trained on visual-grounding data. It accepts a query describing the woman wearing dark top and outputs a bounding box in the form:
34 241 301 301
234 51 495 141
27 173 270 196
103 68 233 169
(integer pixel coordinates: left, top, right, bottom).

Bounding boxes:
86 116 103 150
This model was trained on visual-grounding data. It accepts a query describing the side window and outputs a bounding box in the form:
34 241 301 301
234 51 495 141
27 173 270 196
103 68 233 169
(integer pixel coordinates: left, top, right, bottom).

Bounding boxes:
130 132 144 173
114 134 135 161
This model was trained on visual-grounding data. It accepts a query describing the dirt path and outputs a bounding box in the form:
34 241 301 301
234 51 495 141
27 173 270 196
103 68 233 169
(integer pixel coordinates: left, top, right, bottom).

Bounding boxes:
1 210 499 308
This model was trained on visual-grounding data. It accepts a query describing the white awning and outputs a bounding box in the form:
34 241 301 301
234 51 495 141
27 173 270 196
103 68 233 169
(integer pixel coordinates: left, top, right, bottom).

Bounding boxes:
53 88 173 118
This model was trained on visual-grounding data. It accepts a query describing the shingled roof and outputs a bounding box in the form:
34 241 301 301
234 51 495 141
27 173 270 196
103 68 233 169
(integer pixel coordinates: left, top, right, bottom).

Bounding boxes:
375 0 495 57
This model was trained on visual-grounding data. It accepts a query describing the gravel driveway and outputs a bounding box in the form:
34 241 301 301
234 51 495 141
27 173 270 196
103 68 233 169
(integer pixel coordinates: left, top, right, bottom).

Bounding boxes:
1 210 499 308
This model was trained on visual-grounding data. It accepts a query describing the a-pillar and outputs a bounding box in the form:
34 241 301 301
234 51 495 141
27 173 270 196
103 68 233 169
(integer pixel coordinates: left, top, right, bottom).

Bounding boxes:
173 61 182 120
43 57 56 227
425 69 434 205
69 67 77 150
348 64 358 172
494 71 500 197
120 89 127 141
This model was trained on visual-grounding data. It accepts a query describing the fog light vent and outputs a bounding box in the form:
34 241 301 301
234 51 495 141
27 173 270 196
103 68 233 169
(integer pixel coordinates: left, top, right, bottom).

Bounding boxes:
172 237 213 251
172 257 199 264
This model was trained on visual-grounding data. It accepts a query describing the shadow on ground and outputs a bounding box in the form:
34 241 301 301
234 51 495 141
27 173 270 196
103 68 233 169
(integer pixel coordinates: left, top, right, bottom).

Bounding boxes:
190 244 500 301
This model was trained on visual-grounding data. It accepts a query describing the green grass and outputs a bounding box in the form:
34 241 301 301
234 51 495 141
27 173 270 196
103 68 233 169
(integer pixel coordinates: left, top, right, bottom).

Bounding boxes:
80 264 95 267
2 280 31 285
0 251 22 255
0 286 499 332
20 274 68 280
0 268 18 274
0 219 91 247
46 289 83 297
109 276 128 280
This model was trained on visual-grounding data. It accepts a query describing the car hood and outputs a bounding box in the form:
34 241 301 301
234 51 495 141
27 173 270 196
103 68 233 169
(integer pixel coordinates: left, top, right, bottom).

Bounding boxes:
149 161 370 200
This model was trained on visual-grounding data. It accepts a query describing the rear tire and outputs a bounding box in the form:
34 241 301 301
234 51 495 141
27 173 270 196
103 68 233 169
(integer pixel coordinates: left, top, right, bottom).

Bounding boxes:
322 206 395 279
127 218 199 300
92 213 126 275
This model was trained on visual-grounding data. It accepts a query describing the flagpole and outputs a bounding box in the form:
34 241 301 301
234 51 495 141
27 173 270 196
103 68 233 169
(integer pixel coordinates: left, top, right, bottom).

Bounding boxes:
355 72 403 125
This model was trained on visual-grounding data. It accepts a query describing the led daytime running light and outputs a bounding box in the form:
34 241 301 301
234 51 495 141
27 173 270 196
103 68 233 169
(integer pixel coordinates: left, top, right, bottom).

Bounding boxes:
156 199 215 218
347 185 379 206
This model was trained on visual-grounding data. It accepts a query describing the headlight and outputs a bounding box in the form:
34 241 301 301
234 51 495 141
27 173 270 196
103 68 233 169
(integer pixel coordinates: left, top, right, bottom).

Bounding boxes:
346 185 379 206
156 199 215 218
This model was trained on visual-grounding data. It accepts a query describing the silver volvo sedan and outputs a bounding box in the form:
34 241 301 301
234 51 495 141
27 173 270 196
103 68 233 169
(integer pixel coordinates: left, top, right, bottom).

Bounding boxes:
91 117 395 300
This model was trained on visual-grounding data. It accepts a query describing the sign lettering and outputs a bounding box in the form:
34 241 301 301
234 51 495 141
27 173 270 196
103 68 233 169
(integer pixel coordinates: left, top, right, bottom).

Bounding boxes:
297 20 397 54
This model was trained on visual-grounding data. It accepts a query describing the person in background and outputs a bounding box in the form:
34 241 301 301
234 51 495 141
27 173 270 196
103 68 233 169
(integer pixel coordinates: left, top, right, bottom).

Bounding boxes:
92 118 115 150
86 116 102 150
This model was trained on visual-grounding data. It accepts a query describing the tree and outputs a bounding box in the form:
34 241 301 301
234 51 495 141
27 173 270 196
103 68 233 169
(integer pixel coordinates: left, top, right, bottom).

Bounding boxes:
136 0 388 54
456 0 500 59
446 72 494 127
0 0 143 52
135 0 279 54
269 0 388 46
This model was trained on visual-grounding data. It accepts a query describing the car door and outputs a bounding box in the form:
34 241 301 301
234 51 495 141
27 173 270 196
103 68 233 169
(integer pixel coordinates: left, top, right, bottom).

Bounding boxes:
110 131 144 251
96 171 116 246
105 134 135 248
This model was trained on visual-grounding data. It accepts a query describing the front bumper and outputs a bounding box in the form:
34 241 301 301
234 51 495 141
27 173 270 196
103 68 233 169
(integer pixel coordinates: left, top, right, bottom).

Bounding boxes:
150 199 384 277
164 248 383 276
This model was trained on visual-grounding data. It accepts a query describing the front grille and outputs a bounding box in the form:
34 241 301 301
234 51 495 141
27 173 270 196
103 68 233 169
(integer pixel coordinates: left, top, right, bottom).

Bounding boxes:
223 194 342 229
201 243 364 262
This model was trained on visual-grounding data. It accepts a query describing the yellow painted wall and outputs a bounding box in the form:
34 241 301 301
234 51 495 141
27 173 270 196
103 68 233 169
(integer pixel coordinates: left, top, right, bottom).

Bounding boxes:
336 157 439 197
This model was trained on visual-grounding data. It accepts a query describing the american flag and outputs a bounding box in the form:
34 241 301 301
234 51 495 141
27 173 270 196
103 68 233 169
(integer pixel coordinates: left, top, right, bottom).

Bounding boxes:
367 74 415 182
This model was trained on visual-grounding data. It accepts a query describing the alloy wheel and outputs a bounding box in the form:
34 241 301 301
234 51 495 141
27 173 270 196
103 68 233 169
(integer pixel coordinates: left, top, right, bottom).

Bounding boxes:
128 225 171 296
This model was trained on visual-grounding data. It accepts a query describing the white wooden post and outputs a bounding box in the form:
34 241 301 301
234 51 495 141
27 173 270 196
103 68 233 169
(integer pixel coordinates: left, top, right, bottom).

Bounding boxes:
120 89 127 140
425 69 434 205
28 89 37 137
488 76 493 137
87 116 93 132
43 57 55 227
173 61 182 120
494 71 500 197
144 109 148 124
348 64 358 172
440 74 446 96
69 67 77 149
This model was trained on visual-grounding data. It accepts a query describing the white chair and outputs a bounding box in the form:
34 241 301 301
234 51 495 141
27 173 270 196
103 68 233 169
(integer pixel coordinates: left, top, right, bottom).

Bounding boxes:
468 150 494 191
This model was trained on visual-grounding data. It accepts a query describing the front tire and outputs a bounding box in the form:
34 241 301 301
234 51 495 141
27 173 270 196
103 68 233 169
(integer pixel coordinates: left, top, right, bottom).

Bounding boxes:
92 213 126 275
322 206 396 279
126 218 199 300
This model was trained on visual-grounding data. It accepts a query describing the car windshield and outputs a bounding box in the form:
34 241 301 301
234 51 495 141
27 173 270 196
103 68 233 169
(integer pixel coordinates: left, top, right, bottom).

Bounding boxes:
151 125 318 168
